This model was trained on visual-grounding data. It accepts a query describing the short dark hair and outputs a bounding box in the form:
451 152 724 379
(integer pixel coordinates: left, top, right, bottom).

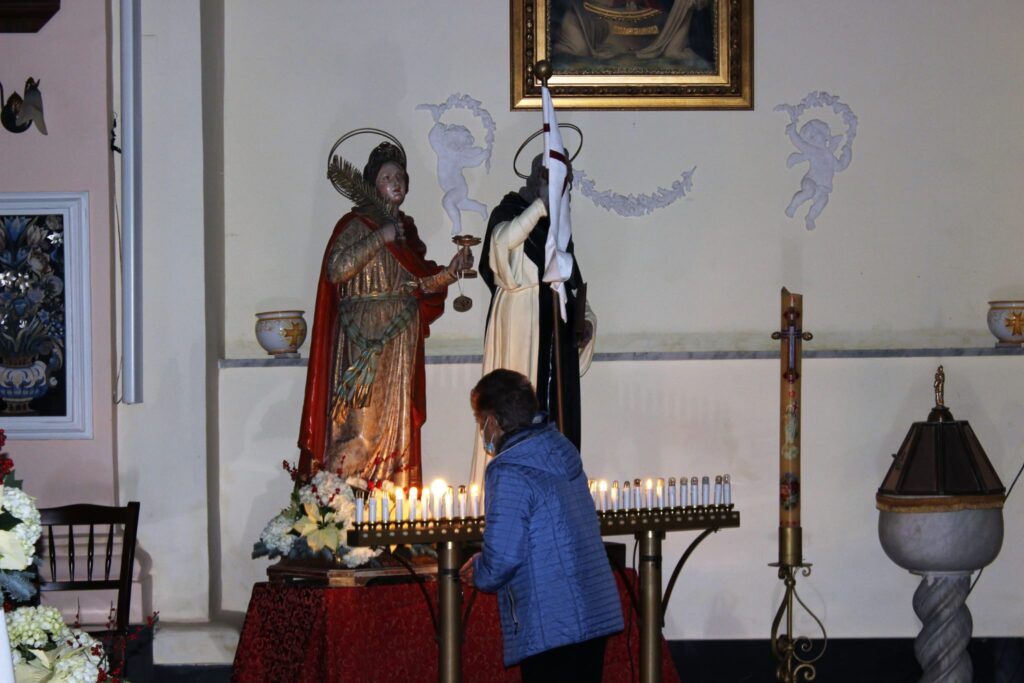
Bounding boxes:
471 369 538 433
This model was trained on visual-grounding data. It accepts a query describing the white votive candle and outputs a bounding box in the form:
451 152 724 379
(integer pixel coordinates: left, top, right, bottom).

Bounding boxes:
408 487 418 522
714 475 723 506
690 477 699 507
430 479 447 520
420 488 430 522
701 476 710 507
645 478 654 510
667 478 677 508
634 479 643 510
470 484 480 518
598 480 608 512
611 481 620 511
355 497 364 525
656 478 664 509
445 486 454 520
368 495 377 525
395 487 405 523
622 481 632 510
724 474 732 505
457 485 467 519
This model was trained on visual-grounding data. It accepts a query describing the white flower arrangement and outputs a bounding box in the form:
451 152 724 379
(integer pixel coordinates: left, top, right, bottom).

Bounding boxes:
253 463 383 569
6 606 109 683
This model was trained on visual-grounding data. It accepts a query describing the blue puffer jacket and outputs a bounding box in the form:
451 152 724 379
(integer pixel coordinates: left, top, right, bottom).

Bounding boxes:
473 421 624 666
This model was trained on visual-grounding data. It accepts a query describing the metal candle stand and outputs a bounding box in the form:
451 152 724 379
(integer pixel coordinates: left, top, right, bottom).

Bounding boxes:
348 506 740 683
769 289 826 682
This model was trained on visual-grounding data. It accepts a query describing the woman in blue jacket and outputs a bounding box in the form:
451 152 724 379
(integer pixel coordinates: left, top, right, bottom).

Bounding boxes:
461 369 623 681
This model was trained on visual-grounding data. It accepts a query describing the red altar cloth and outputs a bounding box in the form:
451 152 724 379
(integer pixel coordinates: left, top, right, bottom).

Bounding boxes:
232 569 679 682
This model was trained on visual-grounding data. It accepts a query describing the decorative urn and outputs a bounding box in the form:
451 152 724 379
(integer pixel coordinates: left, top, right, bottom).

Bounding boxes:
877 367 1005 683
987 300 1024 346
254 311 307 358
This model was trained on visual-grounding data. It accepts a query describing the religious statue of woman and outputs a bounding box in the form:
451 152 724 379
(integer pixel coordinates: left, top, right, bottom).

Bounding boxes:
298 140 471 488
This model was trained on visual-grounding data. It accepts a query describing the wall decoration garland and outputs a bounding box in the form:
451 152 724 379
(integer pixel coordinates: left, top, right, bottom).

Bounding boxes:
572 166 696 217
775 91 857 230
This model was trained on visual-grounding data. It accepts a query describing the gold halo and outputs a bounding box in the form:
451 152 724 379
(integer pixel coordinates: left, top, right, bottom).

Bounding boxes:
512 123 584 180
327 128 406 172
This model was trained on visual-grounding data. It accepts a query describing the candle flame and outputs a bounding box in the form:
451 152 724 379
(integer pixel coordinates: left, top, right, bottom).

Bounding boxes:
598 480 608 492
430 478 448 499
470 483 479 496
645 478 653 490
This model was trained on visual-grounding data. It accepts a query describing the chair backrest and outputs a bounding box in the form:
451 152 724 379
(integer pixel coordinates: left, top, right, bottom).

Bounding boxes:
37 502 141 632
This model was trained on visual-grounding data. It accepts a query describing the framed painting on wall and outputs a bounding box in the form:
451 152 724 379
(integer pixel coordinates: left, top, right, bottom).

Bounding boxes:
0 192 92 439
511 0 752 110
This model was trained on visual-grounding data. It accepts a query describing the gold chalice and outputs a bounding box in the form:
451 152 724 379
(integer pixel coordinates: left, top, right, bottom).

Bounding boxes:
451 234 481 312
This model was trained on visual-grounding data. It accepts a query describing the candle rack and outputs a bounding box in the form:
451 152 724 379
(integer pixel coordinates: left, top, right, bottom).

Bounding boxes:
347 504 740 683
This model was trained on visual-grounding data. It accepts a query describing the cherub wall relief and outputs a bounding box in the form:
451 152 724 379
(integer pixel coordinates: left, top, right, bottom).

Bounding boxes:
775 92 857 230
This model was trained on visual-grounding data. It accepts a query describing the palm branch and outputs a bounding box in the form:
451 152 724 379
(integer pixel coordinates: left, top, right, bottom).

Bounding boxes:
326 155 396 225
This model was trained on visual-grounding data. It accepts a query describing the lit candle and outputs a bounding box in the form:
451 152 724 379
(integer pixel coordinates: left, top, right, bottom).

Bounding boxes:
598 480 608 512
667 477 677 508
408 487 418 522
645 478 654 510
690 477 699 507
355 495 364 525
470 484 480 518
444 486 454 520
656 478 664 509
395 487 405 524
420 488 430 522
714 475 723 506
457 485 467 519
430 479 447 520
611 481 620 511
724 474 732 505
622 481 632 510
701 476 710 507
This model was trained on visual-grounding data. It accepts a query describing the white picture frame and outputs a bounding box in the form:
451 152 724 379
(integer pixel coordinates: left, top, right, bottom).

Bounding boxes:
0 192 92 439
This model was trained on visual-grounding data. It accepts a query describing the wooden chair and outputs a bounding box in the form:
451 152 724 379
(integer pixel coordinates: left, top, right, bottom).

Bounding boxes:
37 501 141 676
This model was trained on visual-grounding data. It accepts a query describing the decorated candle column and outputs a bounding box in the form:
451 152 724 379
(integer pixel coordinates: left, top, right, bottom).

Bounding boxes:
772 287 811 566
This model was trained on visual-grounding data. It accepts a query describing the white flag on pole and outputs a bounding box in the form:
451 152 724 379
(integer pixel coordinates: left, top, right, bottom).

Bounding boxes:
541 85 574 322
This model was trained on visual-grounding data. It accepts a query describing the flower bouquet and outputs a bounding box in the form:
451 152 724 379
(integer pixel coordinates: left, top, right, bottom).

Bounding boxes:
0 438 40 602
253 462 435 582
252 461 382 569
5 606 109 683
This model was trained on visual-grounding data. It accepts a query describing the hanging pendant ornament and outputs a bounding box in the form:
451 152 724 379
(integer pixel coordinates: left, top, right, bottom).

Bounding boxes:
450 234 481 313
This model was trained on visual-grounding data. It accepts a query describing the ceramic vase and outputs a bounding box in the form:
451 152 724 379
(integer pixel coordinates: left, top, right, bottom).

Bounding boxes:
986 300 1024 347
255 310 307 358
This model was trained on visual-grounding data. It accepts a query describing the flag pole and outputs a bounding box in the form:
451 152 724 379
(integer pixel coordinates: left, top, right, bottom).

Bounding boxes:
535 60 566 434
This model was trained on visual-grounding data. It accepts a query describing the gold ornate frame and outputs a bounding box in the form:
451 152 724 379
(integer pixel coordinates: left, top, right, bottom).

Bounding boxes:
511 0 752 110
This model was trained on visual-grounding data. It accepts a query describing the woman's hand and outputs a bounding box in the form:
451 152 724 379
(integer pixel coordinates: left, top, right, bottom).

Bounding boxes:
459 553 478 587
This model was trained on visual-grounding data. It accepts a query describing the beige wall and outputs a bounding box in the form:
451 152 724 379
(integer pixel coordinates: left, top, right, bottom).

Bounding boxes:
6 0 1024 660
0 0 115 505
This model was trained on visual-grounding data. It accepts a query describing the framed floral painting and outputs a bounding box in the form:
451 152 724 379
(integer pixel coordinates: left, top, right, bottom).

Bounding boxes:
511 0 752 110
0 192 92 439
